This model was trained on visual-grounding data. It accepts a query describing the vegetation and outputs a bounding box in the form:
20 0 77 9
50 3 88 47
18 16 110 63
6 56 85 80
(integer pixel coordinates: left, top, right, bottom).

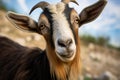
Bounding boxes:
80 34 120 51
0 0 16 12
96 36 109 46
80 34 97 44
0 0 7 11
107 43 120 51
80 34 109 46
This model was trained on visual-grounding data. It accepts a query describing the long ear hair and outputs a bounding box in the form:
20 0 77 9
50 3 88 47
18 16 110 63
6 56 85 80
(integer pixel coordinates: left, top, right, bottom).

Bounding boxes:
45 26 81 80
69 28 81 80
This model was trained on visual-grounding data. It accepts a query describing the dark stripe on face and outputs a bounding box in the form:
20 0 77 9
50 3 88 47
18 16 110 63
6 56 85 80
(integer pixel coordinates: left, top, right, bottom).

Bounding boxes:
69 21 78 45
42 8 55 48
64 8 77 45
43 8 53 35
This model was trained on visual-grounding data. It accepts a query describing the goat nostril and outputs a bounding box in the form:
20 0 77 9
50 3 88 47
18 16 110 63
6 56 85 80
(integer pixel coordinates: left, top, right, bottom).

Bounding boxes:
58 39 72 47
67 39 72 46
58 40 66 47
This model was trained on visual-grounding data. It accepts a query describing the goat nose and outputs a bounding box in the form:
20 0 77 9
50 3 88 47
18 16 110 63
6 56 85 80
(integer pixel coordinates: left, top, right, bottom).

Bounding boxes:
58 39 72 48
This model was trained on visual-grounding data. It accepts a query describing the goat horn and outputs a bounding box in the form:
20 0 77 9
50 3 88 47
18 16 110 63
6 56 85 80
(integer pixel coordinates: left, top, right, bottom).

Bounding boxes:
29 1 50 15
61 0 79 5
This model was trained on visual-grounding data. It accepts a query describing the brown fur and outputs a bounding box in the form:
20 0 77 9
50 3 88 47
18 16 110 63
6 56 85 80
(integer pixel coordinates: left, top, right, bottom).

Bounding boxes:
0 36 52 80
45 25 81 80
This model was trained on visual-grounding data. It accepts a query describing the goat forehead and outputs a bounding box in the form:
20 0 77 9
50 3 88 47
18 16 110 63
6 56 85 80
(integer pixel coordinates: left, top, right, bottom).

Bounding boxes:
47 2 65 14
41 2 74 38
45 3 74 40
52 13 70 33
45 2 71 28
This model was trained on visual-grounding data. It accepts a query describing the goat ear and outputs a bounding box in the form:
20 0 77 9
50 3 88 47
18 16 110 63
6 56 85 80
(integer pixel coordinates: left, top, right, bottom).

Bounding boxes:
79 0 107 26
7 11 38 32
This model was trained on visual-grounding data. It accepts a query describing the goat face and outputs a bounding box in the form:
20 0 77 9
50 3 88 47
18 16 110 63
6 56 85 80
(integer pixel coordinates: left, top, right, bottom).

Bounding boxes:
38 3 79 62
7 0 107 62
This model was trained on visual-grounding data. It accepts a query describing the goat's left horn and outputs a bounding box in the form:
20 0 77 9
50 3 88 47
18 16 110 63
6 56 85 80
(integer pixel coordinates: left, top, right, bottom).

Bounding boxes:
61 0 79 5
29 1 50 15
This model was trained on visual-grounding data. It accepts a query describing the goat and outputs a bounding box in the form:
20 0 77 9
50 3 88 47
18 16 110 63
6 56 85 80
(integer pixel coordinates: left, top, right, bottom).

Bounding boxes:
0 0 107 80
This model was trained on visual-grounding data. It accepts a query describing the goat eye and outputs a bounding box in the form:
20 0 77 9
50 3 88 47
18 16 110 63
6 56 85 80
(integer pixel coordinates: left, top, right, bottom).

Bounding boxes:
74 18 80 24
39 24 49 35
40 24 46 30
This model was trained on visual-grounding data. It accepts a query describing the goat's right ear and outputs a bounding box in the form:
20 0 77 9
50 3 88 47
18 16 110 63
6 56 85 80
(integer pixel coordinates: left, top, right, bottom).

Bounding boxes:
79 0 107 26
7 11 38 32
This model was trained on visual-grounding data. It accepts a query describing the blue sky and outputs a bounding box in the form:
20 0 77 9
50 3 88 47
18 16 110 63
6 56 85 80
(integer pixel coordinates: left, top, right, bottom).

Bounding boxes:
2 0 120 47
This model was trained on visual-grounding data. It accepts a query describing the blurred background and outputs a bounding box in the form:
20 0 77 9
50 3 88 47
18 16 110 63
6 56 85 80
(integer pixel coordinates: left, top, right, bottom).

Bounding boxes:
0 0 120 80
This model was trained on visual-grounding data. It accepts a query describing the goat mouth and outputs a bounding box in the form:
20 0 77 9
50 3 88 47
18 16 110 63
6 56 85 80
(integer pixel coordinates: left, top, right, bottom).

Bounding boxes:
59 52 73 58
55 51 75 62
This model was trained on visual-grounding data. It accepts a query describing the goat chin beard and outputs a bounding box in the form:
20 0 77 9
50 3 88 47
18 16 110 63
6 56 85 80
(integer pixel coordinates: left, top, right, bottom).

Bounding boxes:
55 51 76 62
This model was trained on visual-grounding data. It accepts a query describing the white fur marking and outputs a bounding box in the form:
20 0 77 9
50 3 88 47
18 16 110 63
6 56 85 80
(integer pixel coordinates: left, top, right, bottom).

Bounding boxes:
47 2 76 62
